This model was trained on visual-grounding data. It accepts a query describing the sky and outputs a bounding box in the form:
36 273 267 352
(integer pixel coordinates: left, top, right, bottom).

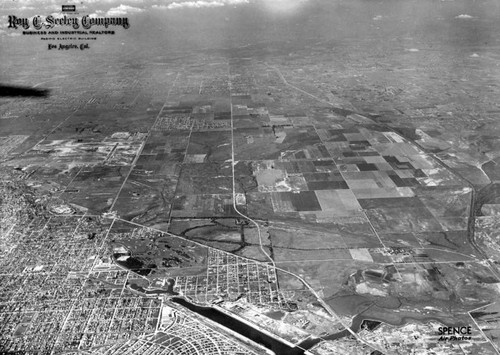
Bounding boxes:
0 0 307 39
1 0 499 110
1 0 500 58
1 0 498 33
0 0 306 16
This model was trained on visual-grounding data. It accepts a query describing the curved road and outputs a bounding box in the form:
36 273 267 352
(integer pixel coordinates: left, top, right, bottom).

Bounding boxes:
227 67 388 354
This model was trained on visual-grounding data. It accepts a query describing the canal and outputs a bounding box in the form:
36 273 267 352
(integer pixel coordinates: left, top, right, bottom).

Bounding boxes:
172 297 307 355
170 298 374 355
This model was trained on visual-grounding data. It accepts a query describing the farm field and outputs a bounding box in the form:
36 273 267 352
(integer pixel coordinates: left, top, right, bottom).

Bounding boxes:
2 0 500 354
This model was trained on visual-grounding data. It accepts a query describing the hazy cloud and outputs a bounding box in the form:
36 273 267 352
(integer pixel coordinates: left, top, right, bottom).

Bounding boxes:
85 0 145 2
164 0 248 10
3 0 143 12
0 15 7 29
17 6 36 10
106 4 144 16
88 10 105 18
455 14 473 19
258 0 308 15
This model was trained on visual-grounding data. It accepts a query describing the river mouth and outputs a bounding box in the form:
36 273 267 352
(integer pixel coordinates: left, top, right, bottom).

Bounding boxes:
171 297 457 354
169 297 391 354
171 297 309 355
119 261 392 352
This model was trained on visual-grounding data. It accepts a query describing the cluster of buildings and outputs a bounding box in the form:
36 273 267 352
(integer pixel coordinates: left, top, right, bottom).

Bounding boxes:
54 294 160 351
93 301 264 355
174 248 285 308
0 215 164 353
